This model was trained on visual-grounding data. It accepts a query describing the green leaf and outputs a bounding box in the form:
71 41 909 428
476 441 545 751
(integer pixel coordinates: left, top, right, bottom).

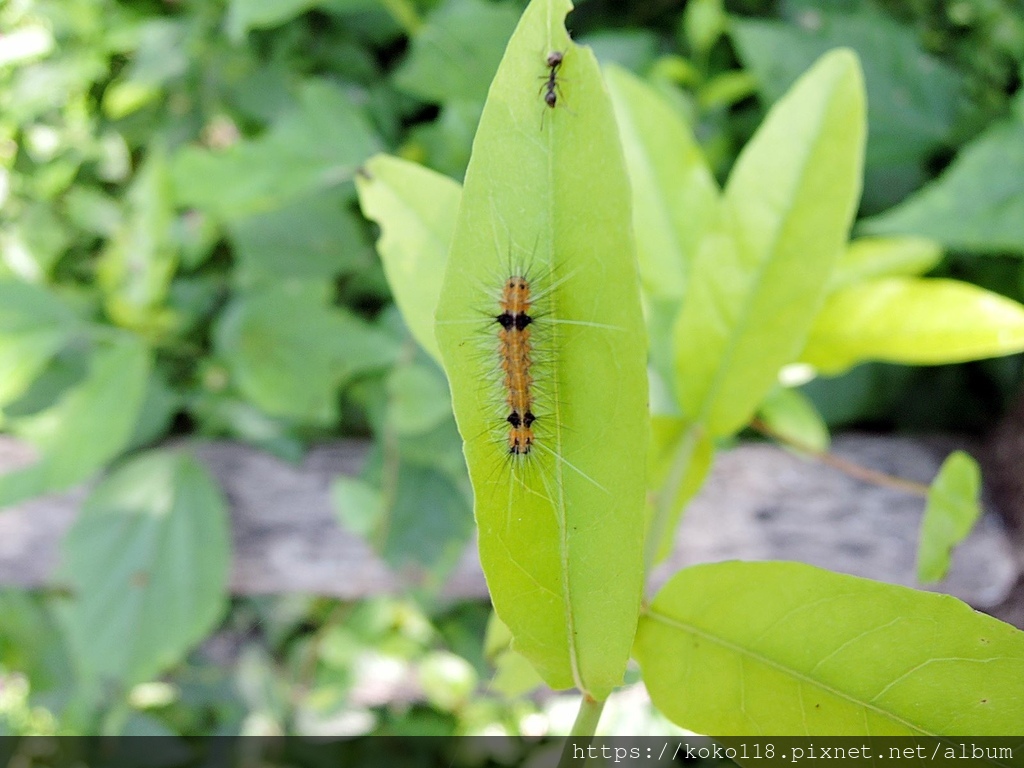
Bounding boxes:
0 279 79 409
392 0 520 104
682 0 726 56
0 334 151 507
605 64 719 300
355 154 462 364
0 591 73 694
830 236 942 291
386 362 451 436
225 0 323 39
635 561 1024 735
731 11 960 169
214 280 399 424
434 0 648 699
96 146 178 339
861 121 1024 254
674 49 866 437
173 80 379 220
227 188 369 282
918 451 982 584
757 387 830 453
802 277 1024 374
61 449 230 688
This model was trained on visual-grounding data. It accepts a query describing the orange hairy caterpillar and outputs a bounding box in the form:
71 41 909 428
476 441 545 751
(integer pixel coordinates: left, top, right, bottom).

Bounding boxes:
497 276 536 455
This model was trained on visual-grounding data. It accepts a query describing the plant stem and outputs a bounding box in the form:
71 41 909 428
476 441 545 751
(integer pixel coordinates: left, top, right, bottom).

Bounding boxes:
570 694 605 737
558 695 606 767
643 426 700 580
750 419 930 497
378 0 422 35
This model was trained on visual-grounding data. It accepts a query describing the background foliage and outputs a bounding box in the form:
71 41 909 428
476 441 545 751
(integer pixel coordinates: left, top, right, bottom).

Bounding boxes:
1 0 1022 738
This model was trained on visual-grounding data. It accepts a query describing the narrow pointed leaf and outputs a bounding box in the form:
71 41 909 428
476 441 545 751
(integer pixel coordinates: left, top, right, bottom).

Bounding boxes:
918 451 982 584
803 277 1024 374
356 154 461 364
829 236 942 291
674 49 866 437
434 0 647 699
635 561 1024 735
605 64 719 300
757 386 830 453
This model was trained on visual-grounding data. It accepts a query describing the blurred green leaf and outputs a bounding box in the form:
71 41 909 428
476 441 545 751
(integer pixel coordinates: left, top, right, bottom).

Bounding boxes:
435 0 648 700
829 236 942 291
387 363 451 436
674 50 866 437
62 449 230 688
862 121 1024 254
331 475 384 538
918 451 982 584
173 80 379 220
228 189 369 282
214 280 398 424
683 0 726 56
802 277 1024 374
635 561 1024 735
356 154 462 364
732 9 960 168
97 147 178 339
226 0 324 40
757 386 830 452
0 592 73 694
0 334 150 507
392 0 519 104
0 280 80 409
605 64 719 301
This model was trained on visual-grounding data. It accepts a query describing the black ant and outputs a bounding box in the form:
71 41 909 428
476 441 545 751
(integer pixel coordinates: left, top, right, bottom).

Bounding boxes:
541 50 564 109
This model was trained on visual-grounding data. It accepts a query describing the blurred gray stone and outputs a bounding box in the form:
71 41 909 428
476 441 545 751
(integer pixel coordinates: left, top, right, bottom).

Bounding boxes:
0 434 1017 614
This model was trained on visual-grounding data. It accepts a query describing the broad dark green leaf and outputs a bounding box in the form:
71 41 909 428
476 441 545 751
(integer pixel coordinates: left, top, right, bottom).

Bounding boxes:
674 50 866 437
0 334 151 507
918 451 982 584
356 154 462 364
731 10 960 169
214 280 399 424
225 0 323 39
173 80 379 220
392 0 519 104
802 278 1024 374
862 121 1024 254
435 0 648 699
635 561 1024 735
0 279 80 408
62 449 230 688
227 189 369 282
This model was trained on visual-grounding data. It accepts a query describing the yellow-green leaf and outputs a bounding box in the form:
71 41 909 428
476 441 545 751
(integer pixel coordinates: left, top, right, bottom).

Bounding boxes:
356 154 461 364
830 236 942 291
635 561 1024 735
605 64 719 300
674 49 866 437
803 277 1024 374
918 451 982 584
434 0 647 700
